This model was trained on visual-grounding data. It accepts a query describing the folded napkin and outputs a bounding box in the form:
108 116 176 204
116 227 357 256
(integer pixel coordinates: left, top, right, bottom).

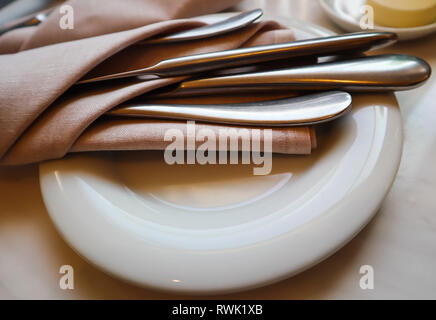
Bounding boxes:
0 0 317 166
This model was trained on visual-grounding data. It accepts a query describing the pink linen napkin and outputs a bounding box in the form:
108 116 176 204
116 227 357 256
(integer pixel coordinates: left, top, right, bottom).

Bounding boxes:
0 0 316 166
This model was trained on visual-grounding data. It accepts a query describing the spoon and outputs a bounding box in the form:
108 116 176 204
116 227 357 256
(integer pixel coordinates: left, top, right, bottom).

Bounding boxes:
158 54 432 96
140 9 263 44
0 8 53 35
77 32 398 84
0 8 262 40
107 91 353 126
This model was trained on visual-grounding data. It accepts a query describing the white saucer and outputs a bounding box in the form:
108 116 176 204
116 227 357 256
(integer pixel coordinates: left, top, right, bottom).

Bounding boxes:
39 16 403 294
319 0 436 40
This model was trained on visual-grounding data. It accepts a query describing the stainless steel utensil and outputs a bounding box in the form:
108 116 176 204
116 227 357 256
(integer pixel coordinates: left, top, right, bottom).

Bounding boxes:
77 32 398 84
0 7 53 35
158 54 431 95
0 8 261 42
107 91 353 126
141 9 263 44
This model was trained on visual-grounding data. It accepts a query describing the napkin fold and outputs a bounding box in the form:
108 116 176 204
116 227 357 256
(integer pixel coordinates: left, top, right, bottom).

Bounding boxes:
0 0 317 166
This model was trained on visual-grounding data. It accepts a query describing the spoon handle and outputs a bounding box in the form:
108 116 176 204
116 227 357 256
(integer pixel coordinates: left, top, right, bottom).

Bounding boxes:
107 91 352 126
169 54 431 95
0 7 54 35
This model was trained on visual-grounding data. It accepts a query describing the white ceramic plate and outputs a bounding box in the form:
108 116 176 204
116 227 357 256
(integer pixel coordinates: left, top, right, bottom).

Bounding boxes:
39 15 403 294
319 0 436 41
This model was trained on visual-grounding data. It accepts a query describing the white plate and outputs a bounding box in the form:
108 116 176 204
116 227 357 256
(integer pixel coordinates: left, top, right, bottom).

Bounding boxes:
319 0 436 41
39 16 403 294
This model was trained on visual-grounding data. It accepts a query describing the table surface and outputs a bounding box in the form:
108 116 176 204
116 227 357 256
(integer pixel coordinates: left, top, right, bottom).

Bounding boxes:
1 0 435 299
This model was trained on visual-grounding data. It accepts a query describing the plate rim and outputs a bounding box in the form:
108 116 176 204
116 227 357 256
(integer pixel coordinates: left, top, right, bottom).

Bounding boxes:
319 0 436 40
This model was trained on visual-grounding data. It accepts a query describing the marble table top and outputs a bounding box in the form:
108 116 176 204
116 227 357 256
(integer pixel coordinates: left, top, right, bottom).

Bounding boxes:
0 0 435 299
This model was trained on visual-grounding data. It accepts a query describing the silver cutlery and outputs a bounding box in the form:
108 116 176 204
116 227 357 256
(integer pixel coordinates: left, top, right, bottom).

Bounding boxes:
107 91 352 126
156 54 431 96
0 7 261 42
141 9 263 44
0 7 53 35
77 32 398 84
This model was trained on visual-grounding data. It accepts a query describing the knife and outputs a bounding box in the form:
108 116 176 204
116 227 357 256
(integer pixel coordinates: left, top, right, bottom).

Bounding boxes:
77 32 398 84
